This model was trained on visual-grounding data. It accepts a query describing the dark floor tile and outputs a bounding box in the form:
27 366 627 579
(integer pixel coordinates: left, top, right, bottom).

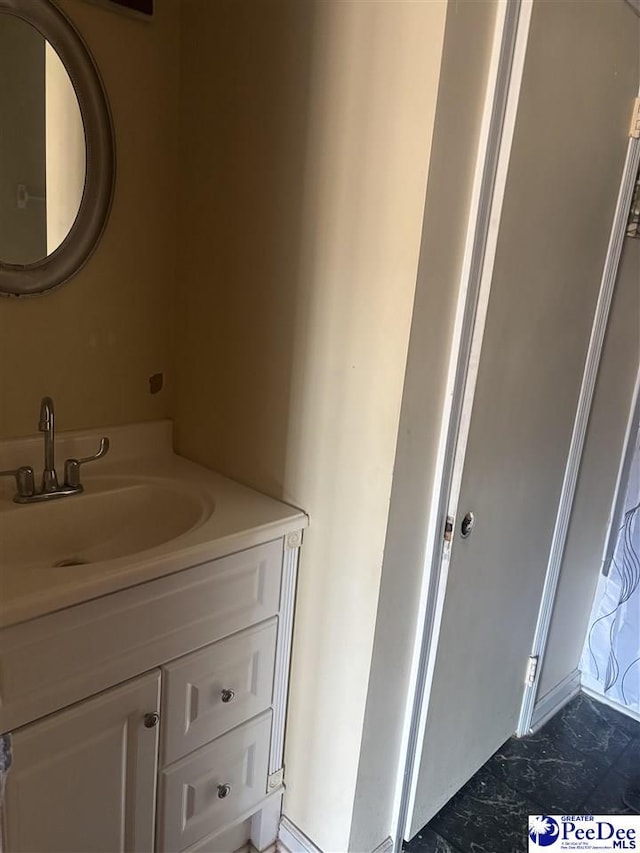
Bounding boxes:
404 827 462 853
579 696 640 740
428 768 544 853
615 736 640 786
580 768 640 815
540 693 632 763
409 693 640 852
485 729 609 813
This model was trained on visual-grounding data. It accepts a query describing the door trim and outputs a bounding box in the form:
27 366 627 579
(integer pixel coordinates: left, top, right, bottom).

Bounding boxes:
600 364 640 578
517 101 640 736
530 669 581 734
391 1 534 846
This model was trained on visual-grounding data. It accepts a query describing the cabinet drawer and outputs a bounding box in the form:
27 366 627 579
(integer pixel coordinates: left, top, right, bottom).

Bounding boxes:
0 540 283 733
157 711 272 852
161 619 277 765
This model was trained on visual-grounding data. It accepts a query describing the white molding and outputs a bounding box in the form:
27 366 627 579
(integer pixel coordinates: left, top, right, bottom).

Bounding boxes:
516 97 640 737
278 817 322 853
393 1 533 846
581 685 640 725
277 819 392 853
269 531 302 778
601 366 640 576
528 669 581 734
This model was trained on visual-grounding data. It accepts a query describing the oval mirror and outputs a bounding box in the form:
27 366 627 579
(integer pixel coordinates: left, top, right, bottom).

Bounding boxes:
0 0 114 297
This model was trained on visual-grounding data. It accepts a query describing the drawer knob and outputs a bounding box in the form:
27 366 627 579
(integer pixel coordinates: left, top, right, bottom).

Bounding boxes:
220 689 235 704
143 712 160 728
217 783 232 799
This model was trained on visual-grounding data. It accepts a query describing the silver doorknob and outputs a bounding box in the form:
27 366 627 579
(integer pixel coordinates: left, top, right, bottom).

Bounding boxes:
217 783 232 799
221 689 235 703
144 712 160 728
460 511 475 538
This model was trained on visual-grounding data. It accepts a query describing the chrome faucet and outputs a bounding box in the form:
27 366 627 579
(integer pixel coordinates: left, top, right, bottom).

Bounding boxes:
39 396 59 493
0 396 109 504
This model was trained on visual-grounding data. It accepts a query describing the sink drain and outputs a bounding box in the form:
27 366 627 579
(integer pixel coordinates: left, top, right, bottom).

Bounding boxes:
53 557 90 567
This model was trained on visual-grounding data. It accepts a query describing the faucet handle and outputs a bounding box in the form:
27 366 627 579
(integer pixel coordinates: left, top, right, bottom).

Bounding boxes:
0 466 35 499
63 437 110 489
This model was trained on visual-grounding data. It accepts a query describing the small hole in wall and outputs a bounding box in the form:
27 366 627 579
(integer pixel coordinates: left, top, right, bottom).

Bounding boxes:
149 373 163 395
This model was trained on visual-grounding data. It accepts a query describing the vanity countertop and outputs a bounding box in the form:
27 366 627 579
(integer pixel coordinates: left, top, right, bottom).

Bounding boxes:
0 420 307 629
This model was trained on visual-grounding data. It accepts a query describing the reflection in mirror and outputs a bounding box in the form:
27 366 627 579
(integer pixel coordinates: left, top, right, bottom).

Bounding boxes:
0 14 85 266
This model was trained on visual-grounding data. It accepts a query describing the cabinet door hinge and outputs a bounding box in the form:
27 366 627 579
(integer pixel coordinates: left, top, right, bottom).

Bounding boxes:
267 767 284 793
629 98 640 139
525 655 539 687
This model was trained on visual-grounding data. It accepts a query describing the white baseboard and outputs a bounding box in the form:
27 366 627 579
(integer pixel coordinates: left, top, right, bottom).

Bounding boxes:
371 838 394 853
278 818 393 853
278 818 322 853
581 685 640 725
529 669 581 734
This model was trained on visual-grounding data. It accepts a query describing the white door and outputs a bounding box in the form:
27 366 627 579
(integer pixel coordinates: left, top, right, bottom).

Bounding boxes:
406 0 638 838
4 670 161 853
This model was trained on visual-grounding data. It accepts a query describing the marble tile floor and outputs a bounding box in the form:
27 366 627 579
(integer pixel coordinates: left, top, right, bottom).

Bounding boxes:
404 692 640 853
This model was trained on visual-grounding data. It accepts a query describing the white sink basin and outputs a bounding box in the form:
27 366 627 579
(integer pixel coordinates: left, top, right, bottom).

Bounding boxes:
0 475 214 570
0 420 307 628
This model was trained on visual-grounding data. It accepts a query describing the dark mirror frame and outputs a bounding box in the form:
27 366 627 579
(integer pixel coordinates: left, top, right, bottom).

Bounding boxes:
0 0 115 297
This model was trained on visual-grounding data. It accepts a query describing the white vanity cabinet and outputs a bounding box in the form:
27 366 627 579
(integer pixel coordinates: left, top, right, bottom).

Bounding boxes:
0 532 303 853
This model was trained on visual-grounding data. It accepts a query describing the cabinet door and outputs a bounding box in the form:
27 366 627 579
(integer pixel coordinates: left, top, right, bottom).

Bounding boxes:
4 670 161 853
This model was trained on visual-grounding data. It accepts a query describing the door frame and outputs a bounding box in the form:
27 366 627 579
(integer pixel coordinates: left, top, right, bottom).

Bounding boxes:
517 94 640 736
391 1 535 846
602 365 640 579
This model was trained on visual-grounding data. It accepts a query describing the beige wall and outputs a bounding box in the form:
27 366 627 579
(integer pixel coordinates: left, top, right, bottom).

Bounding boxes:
0 0 179 439
539 236 640 698
2 0 636 847
349 2 499 848
173 1 447 848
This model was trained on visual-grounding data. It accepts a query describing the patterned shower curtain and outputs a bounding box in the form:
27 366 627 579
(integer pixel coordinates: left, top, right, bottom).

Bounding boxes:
581 427 640 714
